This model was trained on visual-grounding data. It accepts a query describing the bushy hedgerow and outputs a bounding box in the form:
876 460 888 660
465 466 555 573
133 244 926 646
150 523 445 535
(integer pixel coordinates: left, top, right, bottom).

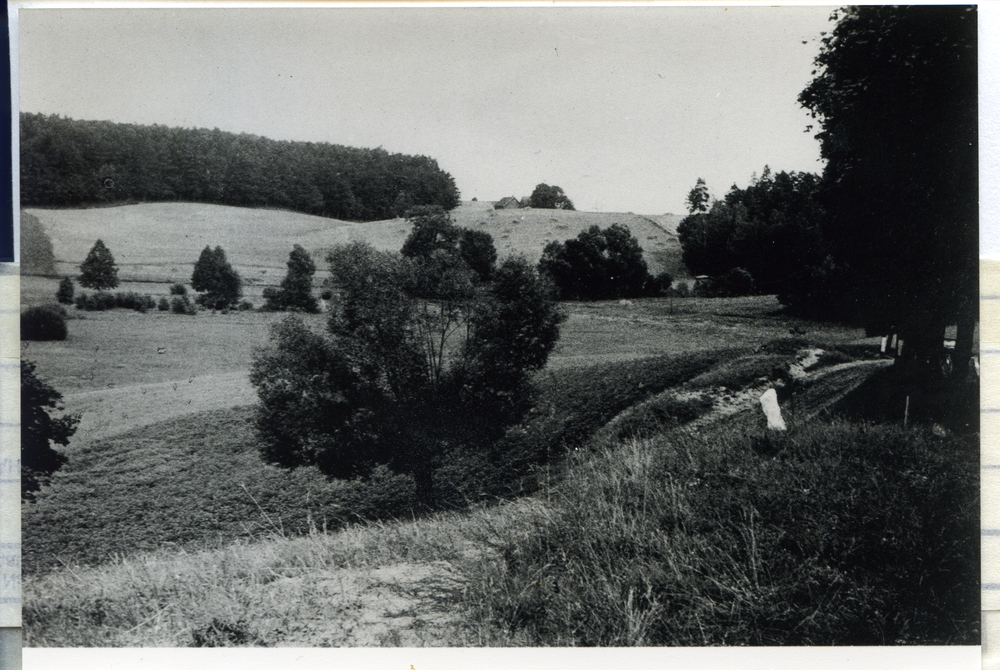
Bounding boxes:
21 304 68 341
74 291 156 312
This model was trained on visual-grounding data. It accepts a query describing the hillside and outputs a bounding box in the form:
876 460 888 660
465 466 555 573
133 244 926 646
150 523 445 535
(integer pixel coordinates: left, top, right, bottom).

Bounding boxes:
21 201 689 286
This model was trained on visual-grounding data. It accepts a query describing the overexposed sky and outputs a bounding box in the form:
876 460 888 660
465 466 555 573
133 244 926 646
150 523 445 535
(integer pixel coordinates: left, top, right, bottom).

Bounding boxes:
19 6 834 215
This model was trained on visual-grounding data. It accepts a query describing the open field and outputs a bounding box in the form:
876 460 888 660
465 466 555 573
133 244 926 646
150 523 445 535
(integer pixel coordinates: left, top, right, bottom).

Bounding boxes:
22 200 686 286
19 290 873 449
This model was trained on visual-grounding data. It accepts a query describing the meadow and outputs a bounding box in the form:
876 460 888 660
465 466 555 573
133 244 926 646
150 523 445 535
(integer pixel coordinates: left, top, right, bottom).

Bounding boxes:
19 201 978 647
23 200 686 289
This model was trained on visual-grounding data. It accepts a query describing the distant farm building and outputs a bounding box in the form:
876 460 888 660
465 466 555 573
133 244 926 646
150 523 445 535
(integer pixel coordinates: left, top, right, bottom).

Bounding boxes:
495 196 522 210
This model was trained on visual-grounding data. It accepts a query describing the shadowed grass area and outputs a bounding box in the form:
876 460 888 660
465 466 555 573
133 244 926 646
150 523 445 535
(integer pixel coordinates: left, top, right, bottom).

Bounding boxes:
22 407 418 575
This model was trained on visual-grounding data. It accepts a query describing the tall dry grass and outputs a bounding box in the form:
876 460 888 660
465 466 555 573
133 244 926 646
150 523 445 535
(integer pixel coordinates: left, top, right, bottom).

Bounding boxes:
459 418 979 646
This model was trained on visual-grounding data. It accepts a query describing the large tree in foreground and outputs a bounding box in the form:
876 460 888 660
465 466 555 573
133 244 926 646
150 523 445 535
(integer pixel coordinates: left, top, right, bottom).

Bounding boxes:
796 5 977 369
250 242 563 505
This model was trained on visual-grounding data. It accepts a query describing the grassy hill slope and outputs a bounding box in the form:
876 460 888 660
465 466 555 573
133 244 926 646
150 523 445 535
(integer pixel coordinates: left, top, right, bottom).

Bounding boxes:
22 201 688 285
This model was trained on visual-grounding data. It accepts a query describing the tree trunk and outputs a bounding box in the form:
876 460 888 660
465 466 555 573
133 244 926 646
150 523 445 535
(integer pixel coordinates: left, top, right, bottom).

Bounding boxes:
953 311 977 380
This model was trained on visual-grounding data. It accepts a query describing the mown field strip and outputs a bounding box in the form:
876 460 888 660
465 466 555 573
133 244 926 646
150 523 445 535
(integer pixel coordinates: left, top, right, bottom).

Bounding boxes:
62 371 256 447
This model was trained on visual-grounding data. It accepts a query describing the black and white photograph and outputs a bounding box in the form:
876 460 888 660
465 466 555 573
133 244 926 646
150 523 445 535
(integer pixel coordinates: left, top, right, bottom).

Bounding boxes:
13 2 981 661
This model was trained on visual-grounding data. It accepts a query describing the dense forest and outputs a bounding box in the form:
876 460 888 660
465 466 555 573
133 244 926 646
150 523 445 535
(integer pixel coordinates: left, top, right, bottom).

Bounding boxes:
19 113 460 221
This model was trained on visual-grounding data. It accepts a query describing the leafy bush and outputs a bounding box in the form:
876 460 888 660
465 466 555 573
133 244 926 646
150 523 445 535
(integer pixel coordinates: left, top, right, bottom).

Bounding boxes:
529 183 574 210
191 246 242 309
238 300 254 312
169 283 187 296
78 239 119 290
21 304 68 341
55 277 75 304
252 244 563 505
538 224 655 300
171 296 197 315
157 297 170 311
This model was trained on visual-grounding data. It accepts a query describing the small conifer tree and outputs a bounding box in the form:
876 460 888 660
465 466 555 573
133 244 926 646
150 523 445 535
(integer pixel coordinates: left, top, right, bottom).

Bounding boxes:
56 277 75 304
78 239 119 290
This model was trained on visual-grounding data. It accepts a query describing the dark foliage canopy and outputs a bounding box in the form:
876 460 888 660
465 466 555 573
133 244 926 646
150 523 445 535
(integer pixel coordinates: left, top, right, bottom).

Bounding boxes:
263 245 319 313
56 277 75 305
529 183 575 210
21 304 68 341
539 224 655 300
21 360 77 500
458 229 498 282
794 5 977 340
78 239 119 290
191 246 242 309
677 169 825 296
400 206 462 260
20 113 460 220
251 241 563 503
401 206 498 283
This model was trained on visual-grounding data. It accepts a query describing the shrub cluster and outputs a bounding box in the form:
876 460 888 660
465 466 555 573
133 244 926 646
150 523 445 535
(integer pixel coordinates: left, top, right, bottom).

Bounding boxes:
74 291 156 312
21 305 68 341
693 267 756 297
539 224 670 301
171 296 197 315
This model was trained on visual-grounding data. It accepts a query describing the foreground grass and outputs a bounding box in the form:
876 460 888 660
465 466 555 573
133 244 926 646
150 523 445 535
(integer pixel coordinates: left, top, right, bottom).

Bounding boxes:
463 417 979 645
22 498 552 646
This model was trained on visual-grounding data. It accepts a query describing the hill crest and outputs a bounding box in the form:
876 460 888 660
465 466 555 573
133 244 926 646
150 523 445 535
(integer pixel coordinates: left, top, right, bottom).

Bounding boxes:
22 201 689 285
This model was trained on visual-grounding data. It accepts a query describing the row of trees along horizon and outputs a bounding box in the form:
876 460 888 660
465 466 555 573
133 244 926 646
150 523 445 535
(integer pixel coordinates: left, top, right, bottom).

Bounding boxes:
23 7 978 505
20 113 460 220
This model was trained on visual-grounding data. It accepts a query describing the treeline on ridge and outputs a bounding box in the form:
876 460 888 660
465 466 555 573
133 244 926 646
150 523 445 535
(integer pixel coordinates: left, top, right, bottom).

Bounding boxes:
19 112 460 221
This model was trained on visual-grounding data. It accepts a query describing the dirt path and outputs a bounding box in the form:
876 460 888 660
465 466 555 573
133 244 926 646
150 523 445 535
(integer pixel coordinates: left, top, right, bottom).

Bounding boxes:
62 371 256 447
258 561 472 646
